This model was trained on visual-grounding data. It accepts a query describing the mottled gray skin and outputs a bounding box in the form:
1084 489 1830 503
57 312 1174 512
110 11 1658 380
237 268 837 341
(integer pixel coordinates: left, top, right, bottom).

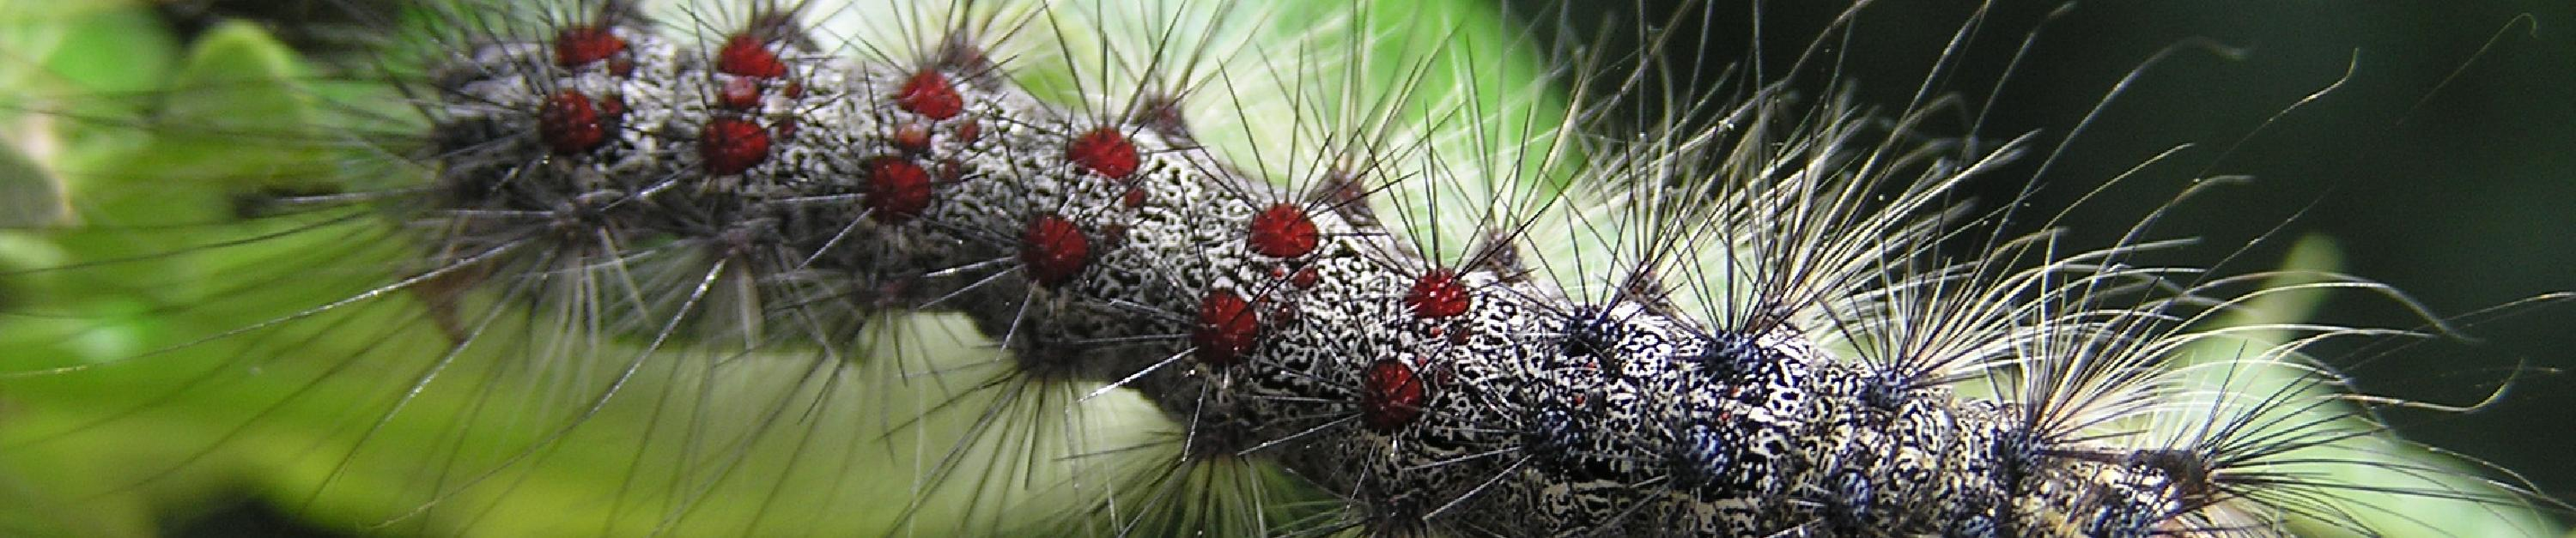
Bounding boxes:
421 20 2190 538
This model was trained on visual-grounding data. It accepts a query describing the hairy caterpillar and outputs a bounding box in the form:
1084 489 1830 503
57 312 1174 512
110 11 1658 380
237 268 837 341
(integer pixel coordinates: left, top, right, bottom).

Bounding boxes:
0 0 2569 536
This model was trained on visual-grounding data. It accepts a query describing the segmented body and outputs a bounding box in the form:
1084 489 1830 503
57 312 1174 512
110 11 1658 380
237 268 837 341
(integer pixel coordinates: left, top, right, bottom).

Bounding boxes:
418 9 2200 536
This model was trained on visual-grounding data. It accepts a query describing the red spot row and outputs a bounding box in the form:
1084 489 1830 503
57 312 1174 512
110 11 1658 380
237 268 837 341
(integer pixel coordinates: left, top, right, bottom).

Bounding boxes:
1404 269 1471 318
1248 203 1320 258
1360 359 1426 432
1021 214 1091 287
1191 289 1260 366
864 157 933 224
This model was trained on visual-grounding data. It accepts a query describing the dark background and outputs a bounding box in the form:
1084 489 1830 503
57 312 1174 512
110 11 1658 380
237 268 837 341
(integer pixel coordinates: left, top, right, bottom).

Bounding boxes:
1529 0 2576 514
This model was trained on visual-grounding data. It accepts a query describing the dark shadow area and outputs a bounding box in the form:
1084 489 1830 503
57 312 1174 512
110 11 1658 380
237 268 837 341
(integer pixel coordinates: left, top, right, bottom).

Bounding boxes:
167 499 350 538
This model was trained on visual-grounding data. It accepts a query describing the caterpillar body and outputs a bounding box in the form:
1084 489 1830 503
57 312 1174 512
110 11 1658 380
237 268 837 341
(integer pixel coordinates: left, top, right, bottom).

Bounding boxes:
0 1 2564 537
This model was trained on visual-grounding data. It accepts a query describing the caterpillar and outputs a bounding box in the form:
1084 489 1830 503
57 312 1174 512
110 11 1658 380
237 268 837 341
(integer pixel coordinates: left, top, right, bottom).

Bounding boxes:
0 0 2567 536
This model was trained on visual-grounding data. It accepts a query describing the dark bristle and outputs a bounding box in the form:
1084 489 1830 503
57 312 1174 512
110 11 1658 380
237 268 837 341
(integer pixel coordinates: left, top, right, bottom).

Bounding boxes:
225 184 342 220
934 34 994 74
1467 230 1525 280
1308 170 1379 226
744 9 815 51
1130 94 1193 141
1557 305 1625 360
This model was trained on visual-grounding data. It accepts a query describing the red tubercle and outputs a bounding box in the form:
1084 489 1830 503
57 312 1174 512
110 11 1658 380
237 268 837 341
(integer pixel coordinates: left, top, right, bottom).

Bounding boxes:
538 89 611 155
892 122 933 154
553 26 627 68
1360 359 1427 432
864 157 934 224
716 33 789 78
1404 269 1471 319
1192 289 1260 366
895 70 965 120
1021 215 1091 287
1066 127 1140 180
1264 263 1321 290
1247 203 1321 258
773 117 799 140
717 76 763 110
937 159 965 182
1121 186 1147 209
1098 223 1129 249
954 118 982 144
699 117 771 175
1267 297 1303 324
596 94 626 118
